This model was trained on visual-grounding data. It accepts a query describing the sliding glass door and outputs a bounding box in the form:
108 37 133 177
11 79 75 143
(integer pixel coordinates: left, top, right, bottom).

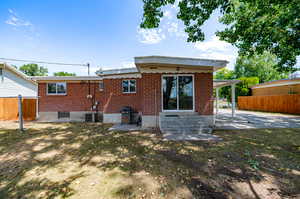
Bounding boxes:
162 75 194 111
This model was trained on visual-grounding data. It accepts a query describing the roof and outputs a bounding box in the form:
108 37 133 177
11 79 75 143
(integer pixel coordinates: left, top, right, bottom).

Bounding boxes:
135 56 228 72
252 78 300 89
31 76 103 81
213 79 241 88
96 68 138 76
0 62 37 85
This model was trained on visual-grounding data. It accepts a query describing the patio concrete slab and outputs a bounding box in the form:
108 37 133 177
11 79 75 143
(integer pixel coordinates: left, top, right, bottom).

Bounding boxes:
109 124 142 131
215 109 300 129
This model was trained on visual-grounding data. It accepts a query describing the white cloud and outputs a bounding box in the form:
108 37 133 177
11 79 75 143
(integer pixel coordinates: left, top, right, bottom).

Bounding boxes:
194 36 238 68
137 3 187 45
194 36 232 52
137 28 166 44
5 9 32 27
166 22 186 38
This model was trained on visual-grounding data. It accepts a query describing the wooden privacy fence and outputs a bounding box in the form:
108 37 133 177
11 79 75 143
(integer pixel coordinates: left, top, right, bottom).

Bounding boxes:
238 94 300 114
0 98 37 121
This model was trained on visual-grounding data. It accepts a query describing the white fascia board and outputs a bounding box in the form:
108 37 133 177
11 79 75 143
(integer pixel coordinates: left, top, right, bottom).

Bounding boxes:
31 76 103 81
134 56 228 71
102 73 142 79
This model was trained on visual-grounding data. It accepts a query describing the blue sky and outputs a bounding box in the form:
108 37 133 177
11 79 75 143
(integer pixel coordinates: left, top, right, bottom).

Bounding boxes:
0 0 238 76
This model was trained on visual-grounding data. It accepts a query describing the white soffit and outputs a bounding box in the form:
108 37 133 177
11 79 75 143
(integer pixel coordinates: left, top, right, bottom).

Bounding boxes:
135 56 228 71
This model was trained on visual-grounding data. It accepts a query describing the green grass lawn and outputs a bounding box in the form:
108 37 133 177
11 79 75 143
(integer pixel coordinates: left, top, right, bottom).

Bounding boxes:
0 122 299 199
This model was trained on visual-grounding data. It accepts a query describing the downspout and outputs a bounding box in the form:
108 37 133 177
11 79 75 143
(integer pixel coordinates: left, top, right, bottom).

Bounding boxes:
36 83 39 120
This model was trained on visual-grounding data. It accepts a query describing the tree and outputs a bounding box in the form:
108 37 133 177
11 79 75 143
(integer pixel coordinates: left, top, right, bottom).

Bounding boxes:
234 51 288 83
140 0 300 72
214 68 236 100
236 77 259 97
214 68 259 101
53 71 76 76
19 64 48 76
214 68 235 80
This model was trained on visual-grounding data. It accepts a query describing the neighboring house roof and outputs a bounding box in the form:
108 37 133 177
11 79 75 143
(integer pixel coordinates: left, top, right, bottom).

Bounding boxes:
31 76 103 81
135 56 228 72
251 78 300 89
0 62 37 85
213 80 241 88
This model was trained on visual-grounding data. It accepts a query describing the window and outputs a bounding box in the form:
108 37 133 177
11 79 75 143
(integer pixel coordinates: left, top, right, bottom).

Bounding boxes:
122 80 136 93
58 112 70 119
47 82 67 95
99 82 104 91
0 68 3 82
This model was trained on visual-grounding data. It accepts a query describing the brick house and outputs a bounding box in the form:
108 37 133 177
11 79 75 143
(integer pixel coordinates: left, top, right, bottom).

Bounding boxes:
33 56 228 128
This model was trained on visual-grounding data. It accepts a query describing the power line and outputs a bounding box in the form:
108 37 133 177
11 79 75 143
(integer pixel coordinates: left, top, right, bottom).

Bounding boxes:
0 57 88 66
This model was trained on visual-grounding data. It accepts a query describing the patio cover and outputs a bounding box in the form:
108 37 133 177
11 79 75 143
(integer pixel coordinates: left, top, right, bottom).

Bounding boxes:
213 79 241 118
213 79 241 88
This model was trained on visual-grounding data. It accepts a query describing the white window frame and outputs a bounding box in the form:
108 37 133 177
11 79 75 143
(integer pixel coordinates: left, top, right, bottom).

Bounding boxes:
161 74 195 112
99 82 104 91
0 68 3 82
122 79 136 93
47 82 67 95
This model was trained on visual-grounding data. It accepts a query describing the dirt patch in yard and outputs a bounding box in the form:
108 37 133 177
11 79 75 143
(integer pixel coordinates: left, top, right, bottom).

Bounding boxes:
0 122 299 198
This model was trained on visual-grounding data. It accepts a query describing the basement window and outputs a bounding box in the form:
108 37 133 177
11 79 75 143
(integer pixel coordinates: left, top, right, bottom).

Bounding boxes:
122 79 136 93
58 112 70 119
47 82 67 95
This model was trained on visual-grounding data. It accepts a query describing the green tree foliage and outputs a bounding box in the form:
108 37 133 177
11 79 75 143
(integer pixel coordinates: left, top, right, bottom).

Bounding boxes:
217 76 259 102
235 51 288 83
214 68 259 101
53 71 76 76
236 77 259 97
140 0 300 72
214 68 235 80
19 64 48 76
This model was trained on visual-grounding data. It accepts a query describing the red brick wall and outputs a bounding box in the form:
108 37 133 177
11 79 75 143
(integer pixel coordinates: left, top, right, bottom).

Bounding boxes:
141 73 161 115
101 78 142 113
140 73 213 115
38 82 101 112
195 73 213 115
38 73 213 116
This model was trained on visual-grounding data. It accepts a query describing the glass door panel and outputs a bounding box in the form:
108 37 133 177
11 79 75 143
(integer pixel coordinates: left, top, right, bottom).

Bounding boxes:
162 75 194 111
178 76 193 110
163 76 177 110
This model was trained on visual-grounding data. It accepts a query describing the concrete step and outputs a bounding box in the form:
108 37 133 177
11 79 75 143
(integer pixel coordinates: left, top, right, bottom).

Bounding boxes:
159 114 213 135
160 121 209 125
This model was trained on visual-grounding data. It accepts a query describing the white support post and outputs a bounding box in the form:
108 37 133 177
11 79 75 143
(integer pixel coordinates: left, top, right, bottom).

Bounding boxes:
216 87 219 115
231 84 236 118
18 94 24 131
